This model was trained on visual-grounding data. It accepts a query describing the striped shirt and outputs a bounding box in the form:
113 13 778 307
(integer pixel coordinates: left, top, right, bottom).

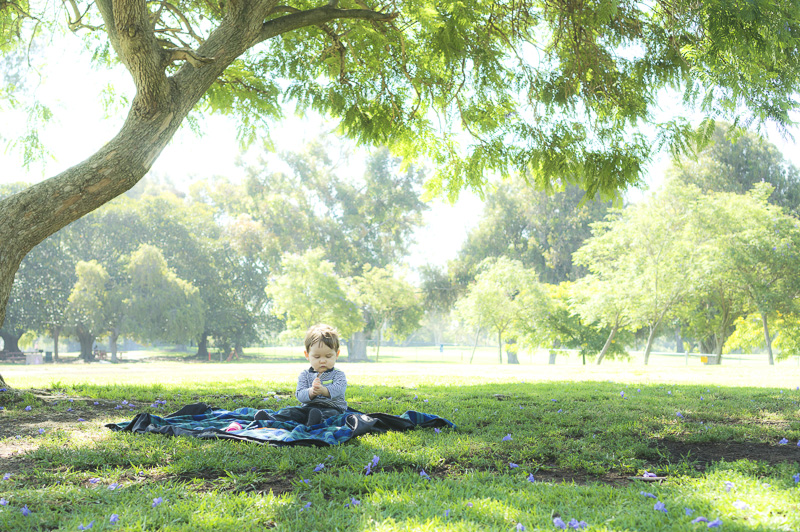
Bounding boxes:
295 367 347 412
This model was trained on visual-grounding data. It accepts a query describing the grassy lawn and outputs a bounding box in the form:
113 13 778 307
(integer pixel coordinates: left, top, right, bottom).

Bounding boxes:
1 355 799 531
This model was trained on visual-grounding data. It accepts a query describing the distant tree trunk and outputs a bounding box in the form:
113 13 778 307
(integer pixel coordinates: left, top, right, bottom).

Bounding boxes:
347 331 368 362
50 325 61 362
77 328 95 362
597 323 618 365
505 338 519 364
0 330 21 353
548 341 558 364
497 330 503 363
642 325 658 365
375 324 383 362
196 332 209 360
109 329 120 363
675 326 684 353
469 325 481 364
761 312 774 366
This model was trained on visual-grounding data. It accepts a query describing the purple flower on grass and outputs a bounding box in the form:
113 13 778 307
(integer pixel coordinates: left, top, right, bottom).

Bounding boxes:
444 509 450 518
552 399 557 402
350 498 361 506
3 473 11 480
553 517 567 529
527 473 535 483
557 409 563 413
676 412 684 419
0 406 3 411
724 481 735 492
25 406 31 411
434 428 441 433
420 469 431 480
509 462 519 469
301 478 311 484
108 483 119 490
708 518 722 528
640 491 656 499
93 402 99 405
89 478 101 484
502 434 512 441
643 471 657 478
654 501 667 513
568 519 588 530
620 391 625 397
466 502 473 507
516 524 525 531
793 473 800 483
300 502 311 511
77 418 86 422
77 521 94 530
779 438 789 445
0 498 7 506
67 408 73 412
313 464 324 472
732 500 748 510
685 508 694 516
109 514 120 524
691 517 709 524
152 497 163 507
38 428 45 435
21 505 31 516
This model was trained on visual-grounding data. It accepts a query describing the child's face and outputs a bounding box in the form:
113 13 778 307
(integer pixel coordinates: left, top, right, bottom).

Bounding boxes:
304 342 339 373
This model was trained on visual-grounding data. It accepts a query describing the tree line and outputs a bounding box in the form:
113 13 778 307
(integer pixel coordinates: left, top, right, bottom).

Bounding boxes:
3 125 800 365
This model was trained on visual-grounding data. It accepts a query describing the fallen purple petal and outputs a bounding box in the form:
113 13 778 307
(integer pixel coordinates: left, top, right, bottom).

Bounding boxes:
77 521 95 530
568 519 588 530
509 462 519 468
685 508 694 516
0 498 7 506
24 406 31 411
553 517 567 529
152 497 163 507
21 505 31 516
108 483 119 490
793 473 800 483
691 517 709 524
516 523 525 531
89 478 101 484
732 500 748 510
640 491 656 499
643 471 658 478
420 469 431 480
654 501 667 513
313 463 324 472
3 473 10 480
109 514 120 523
502 434 512 441
527 473 535 483
708 518 722 528
724 481 735 492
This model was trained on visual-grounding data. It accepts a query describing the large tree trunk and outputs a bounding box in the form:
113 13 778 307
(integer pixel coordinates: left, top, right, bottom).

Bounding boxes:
761 312 774 366
505 338 519 364
347 331 368 362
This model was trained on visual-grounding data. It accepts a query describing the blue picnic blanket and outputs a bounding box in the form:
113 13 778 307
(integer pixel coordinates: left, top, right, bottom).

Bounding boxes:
106 402 455 446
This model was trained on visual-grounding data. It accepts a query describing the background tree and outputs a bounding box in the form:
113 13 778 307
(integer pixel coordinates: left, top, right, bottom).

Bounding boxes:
418 264 459 346
266 249 363 351
124 244 205 356
671 122 800 214
451 181 611 285
455 257 542 364
349 265 422 361
4 0 800 336
65 261 110 362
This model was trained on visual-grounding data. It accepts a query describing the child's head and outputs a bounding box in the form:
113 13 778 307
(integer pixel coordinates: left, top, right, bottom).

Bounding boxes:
304 324 341 372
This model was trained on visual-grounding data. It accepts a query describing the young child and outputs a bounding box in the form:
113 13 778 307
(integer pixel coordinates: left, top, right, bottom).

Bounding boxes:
255 324 347 426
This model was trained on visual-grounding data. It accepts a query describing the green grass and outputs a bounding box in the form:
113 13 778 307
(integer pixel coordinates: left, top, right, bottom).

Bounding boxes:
1 361 799 531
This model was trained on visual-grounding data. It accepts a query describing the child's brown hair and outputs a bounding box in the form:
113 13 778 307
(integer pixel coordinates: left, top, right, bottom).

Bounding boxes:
304 324 340 353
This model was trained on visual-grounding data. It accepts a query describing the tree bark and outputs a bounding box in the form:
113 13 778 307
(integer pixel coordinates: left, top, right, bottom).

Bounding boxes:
468 325 481 364
195 332 209 360
77 329 95 362
109 329 120 363
497 330 503 363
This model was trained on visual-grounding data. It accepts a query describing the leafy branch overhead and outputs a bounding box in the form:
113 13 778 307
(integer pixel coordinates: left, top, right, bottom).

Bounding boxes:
1 0 800 329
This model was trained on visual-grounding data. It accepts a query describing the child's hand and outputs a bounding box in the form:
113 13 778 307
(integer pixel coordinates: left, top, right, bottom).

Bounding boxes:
311 376 328 397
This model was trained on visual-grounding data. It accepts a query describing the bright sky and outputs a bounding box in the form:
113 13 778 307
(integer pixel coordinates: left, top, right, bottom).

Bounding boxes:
4 31 800 273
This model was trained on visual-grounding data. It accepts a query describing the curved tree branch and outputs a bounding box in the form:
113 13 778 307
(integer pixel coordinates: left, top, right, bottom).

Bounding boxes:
257 6 397 43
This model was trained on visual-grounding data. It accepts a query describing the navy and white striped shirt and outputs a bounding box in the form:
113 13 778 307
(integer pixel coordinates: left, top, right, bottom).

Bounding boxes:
295 367 347 412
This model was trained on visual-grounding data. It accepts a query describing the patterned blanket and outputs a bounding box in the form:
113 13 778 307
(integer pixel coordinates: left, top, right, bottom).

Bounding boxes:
106 403 455 446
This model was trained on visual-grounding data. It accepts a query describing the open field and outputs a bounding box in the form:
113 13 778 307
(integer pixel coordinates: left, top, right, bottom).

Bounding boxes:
1 355 799 531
